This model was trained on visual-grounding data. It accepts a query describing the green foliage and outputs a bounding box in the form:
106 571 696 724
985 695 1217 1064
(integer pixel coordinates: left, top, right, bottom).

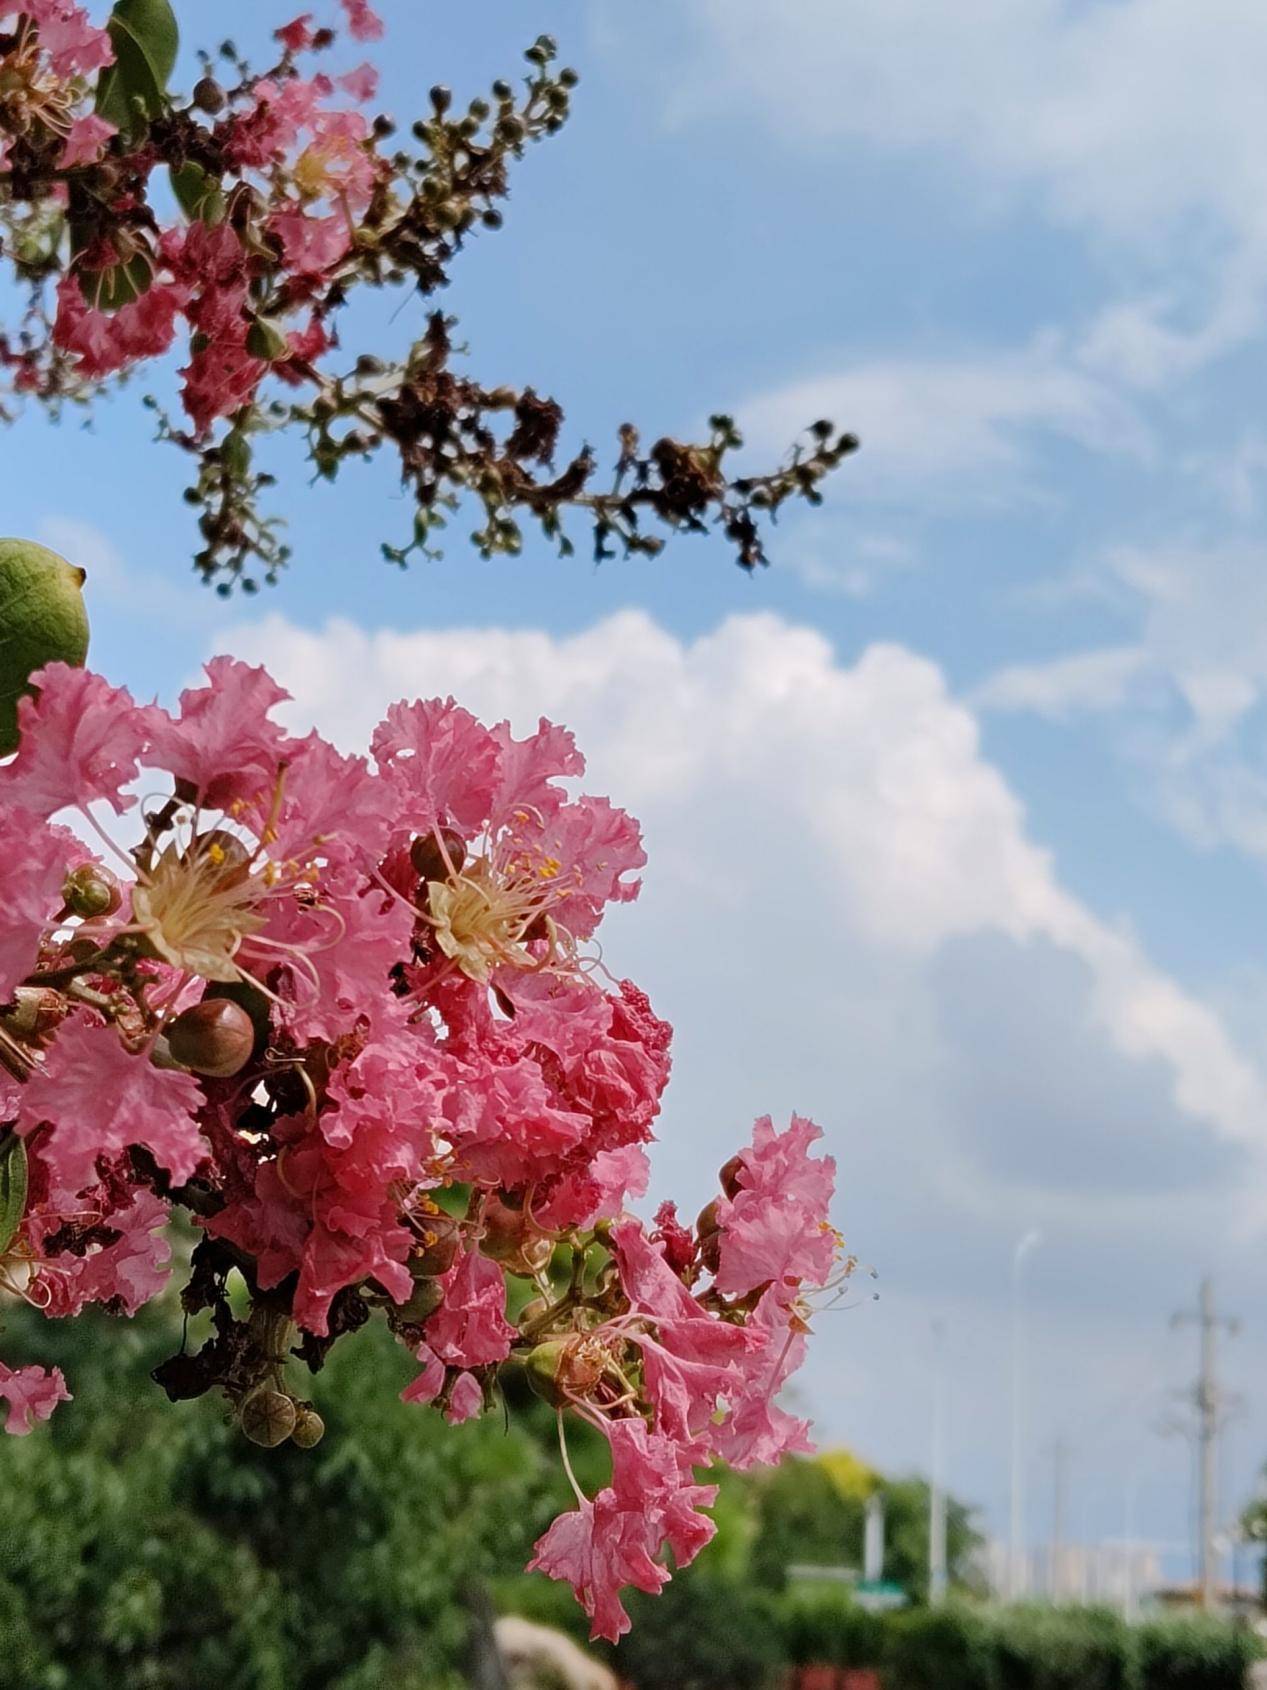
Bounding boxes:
96 0 179 134
1134 1616 1262 1690
748 1456 981 1601
0 1297 558 1690
882 1605 995 1690
779 1586 888 1669
0 1134 28 1256
608 1574 784 1690
984 1606 1134 1690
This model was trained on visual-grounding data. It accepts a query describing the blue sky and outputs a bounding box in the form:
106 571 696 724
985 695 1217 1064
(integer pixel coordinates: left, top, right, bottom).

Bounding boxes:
10 0 1267 1585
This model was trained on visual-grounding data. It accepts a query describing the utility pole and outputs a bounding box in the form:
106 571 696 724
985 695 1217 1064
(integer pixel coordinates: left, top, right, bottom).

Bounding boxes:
1172 1278 1238 1609
930 1320 947 1605
1048 1438 1070 1601
1009 1229 1043 1601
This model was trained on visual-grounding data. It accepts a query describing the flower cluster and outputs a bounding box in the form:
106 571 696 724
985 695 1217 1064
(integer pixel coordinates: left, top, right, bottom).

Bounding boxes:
0 0 856 590
0 655 843 1636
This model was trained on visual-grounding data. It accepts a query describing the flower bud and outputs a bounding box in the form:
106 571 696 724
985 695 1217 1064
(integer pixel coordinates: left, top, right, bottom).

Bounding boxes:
526 1336 605 1408
62 861 122 920
480 1195 552 1277
410 828 467 883
193 829 252 888
240 1388 296 1447
397 1276 444 1324
290 1405 325 1449
696 1199 723 1274
167 999 256 1078
718 1154 746 1200
411 1210 460 1277
245 317 291 362
193 75 226 113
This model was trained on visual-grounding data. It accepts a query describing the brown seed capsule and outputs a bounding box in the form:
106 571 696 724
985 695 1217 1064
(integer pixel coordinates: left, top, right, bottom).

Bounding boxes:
62 862 122 920
167 999 256 1078
410 828 467 884
240 1388 296 1448
290 1406 325 1450
696 1199 723 1274
480 1195 552 1277
192 75 226 113
718 1154 746 1201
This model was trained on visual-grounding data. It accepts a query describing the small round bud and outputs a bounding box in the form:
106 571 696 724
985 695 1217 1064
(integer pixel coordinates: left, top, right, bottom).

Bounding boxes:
397 1276 444 1324
526 1336 605 1409
430 84 452 113
193 829 252 888
491 79 513 101
480 1195 552 1276
62 861 121 920
290 1406 325 1449
696 1199 723 1274
168 999 256 1078
410 828 466 884
411 1210 460 1278
193 75 226 114
240 1388 296 1448
718 1155 746 1200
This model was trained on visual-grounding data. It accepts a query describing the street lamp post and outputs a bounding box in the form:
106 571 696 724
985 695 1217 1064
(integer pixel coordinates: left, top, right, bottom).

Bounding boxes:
1009 1229 1043 1602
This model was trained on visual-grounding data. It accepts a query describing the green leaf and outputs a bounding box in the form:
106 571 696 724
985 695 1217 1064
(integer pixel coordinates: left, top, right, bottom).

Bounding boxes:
77 248 154 313
170 161 225 226
0 1134 29 1257
95 0 180 135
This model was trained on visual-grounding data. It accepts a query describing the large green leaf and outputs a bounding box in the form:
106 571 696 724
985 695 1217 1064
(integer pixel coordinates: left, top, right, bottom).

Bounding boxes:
0 1133 29 1257
95 0 180 135
170 161 225 226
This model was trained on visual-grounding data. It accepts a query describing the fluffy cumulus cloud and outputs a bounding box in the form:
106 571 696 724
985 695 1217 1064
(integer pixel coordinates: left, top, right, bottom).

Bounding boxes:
217 606 1267 1515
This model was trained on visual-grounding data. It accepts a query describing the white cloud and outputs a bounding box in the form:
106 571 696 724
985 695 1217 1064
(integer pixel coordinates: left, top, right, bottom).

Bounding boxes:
975 647 1152 721
657 0 1267 384
738 339 1149 505
220 606 1267 1163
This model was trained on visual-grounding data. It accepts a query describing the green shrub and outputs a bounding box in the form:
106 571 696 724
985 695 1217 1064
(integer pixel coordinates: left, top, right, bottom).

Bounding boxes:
779 1587 888 1668
1135 1616 1261 1690
609 1573 784 1690
882 1604 996 1690
986 1605 1134 1690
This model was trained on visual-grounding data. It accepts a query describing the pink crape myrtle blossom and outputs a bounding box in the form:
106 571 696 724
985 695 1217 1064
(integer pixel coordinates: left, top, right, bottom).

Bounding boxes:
0 652 843 1629
0 1360 71 1435
529 1417 719 1643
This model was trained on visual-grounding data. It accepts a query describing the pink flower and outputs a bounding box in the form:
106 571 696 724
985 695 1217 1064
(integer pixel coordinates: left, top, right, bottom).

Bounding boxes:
708 1288 815 1471
338 62 379 102
424 1247 516 1369
145 656 291 808
270 208 353 276
339 0 384 41
445 1370 484 1424
0 1360 71 1435
714 1114 837 1302
529 1418 717 1642
59 114 116 170
0 808 70 999
21 1019 205 1199
53 272 185 380
30 1189 172 1318
401 1341 446 1406
373 696 501 835
1 664 150 818
276 12 315 52
24 0 113 77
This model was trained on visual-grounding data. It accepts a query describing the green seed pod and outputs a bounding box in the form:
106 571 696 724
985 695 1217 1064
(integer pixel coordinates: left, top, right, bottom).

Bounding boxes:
290 1406 325 1450
240 1388 296 1448
525 1336 605 1409
167 998 256 1078
62 861 122 920
0 539 90 756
